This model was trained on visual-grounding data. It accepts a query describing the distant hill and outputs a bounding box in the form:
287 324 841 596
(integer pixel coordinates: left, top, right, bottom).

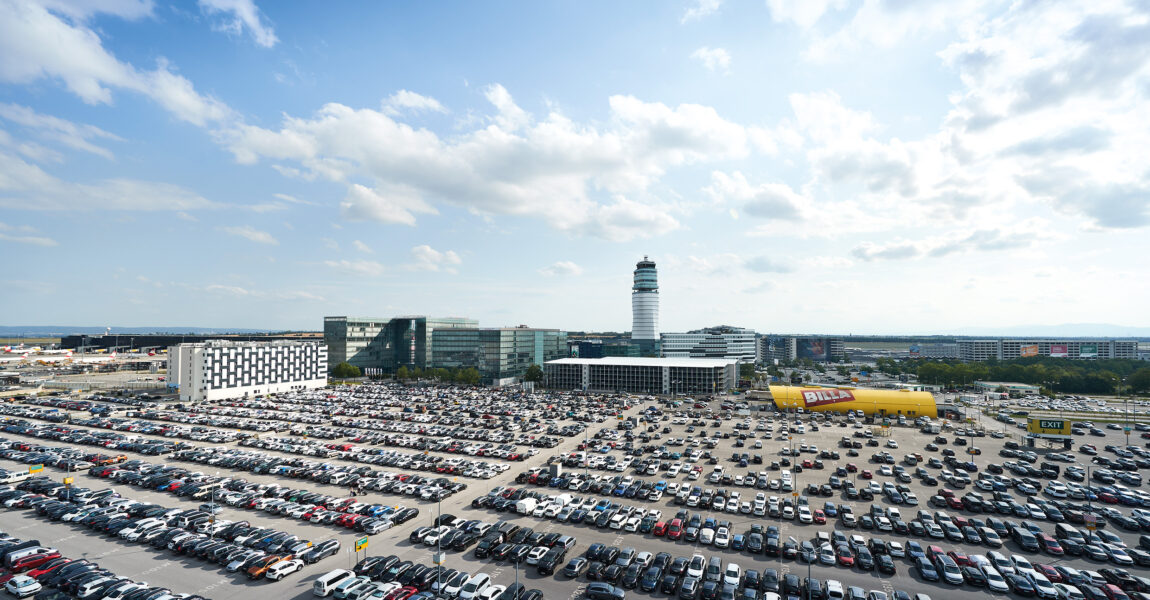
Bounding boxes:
0 326 280 337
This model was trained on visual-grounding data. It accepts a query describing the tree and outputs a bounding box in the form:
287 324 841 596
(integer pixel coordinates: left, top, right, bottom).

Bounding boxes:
331 362 361 378
412 367 423 380
396 365 410 380
1130 367 1150 394
524 364 544 383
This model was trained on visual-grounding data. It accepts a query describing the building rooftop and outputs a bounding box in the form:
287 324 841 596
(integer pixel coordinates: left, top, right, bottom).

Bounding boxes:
546 357 738 368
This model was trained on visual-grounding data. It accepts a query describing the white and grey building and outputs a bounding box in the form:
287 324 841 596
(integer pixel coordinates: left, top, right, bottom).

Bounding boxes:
544 357 738 395
661 326 756 362
170 340 327 402
630 257 660 356
957 339 1138 362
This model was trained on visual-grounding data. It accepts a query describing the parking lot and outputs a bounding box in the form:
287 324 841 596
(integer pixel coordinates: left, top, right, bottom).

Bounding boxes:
1 384 1149 600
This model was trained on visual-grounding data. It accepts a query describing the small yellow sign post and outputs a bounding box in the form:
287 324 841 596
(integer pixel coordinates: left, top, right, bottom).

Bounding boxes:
354 536 368 552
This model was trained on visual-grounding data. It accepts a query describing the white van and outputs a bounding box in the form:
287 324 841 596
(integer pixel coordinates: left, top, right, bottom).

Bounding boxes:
313 569 355 597
5 547 54 567
0 471 30 484
458 573 491 600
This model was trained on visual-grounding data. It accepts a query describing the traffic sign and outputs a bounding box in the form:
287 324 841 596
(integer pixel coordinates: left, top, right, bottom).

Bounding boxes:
63 477 73 485
355 536 368 552
1084 514 1098 531
28 465 43 474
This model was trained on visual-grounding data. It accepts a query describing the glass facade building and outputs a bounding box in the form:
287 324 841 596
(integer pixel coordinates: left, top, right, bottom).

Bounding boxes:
433 327 567 385
661 325 757 362
323 315 478 375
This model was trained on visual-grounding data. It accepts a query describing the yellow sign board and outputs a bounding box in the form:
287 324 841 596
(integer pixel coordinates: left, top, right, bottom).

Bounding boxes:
1027 418 1071 437
63 477 74 485
28 465 43 474
354 536 368 552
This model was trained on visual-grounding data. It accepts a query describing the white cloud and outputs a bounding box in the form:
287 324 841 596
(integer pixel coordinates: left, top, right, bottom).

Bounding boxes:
410 244 461 272
197 0 278 48
851 223 1050 261
681 0 722 23
539 261 583 277
803 0 992 62
0 222 57 247
743 255 793 273
766 0 846 29
221 85 750 241
0 151 216 211
352 240 373 254
323 259 385 277
705 171 807 221
690 46 731 73
0 1 234 126
205 283 252 296
0 103 122 159
37 0 154 21
220 225 278 245
383 90 447 116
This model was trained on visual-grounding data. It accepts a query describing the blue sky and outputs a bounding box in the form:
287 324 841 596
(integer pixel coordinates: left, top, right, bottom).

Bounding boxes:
1 0 1148 335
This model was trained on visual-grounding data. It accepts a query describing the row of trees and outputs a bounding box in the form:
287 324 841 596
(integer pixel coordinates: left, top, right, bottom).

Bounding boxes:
331 361 548 386
395 365 482 385
914 357 1150 395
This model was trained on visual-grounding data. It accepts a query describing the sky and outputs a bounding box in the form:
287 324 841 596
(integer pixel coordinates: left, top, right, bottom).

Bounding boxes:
1 0 1148 336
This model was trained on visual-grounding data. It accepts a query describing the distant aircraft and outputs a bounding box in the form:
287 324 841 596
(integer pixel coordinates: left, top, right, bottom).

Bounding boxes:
3 344 41 354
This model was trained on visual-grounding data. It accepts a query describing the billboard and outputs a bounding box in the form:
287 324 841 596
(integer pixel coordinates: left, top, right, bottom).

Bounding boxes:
797 339 828 361
1079 343 1098 358
1050 344 1068 358
1020 344 1039 357
1027 418 1072 438
909 345 921 358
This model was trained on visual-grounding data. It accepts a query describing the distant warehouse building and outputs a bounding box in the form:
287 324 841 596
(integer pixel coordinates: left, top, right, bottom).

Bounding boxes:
957 339 1138 361
169 340 327 403
544 357 738 395
753 385 951 419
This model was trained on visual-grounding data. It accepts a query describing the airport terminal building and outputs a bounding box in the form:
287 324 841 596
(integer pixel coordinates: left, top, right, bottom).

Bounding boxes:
169 340 327 402
544 357 738 395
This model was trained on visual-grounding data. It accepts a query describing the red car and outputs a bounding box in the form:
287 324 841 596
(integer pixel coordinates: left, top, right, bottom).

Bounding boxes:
946 551 970 567
927 546 946 562
667 519 683 540
860 470 872 479
846 463 858 473
1098 493 1119 504
386 586 420 600
938 488 955 498
653 522 668 536
1034 563 1062 583
25 559 71 580
813 510 826 525
1038 534 1064 555
10 552 61 573
836 546 854 567
1101 584 1131 600
947 497 964 510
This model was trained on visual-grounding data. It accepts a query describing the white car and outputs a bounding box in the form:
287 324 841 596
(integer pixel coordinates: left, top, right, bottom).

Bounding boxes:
1055 583 1085 600
723 563 742 586
525 547 549 565
5 576 41 598
713 528 731 549
982 565 1009 593
265 559 304 581
479 586 506 600
1029 574 1057 598
798 507 813 524
886 440 898 448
